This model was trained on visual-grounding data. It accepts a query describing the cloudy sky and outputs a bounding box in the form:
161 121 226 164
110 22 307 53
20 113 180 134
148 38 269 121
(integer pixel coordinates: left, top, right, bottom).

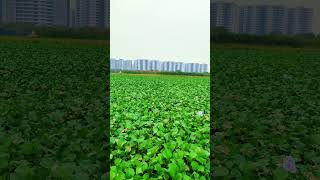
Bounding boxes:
213 0 320 34
111 0 210 64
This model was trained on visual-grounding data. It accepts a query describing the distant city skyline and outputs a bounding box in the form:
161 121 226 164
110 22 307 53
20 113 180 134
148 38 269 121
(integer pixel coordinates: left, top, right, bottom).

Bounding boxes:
111 0 210 65
0 0 109 28
212 0 320 34
0 0 69 26
212 1 314 35
110 58 209 73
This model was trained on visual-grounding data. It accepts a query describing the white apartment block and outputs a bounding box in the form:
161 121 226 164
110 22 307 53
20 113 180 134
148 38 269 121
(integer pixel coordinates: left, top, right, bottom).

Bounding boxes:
148 60 161 71
175 62 184 72
123 60 133 70
200 64 209 73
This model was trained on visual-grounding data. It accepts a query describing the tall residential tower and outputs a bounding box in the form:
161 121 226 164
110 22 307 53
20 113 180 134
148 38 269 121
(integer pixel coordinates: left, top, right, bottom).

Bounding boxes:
211 1 239 33
0 0 70 26
75 0 107 28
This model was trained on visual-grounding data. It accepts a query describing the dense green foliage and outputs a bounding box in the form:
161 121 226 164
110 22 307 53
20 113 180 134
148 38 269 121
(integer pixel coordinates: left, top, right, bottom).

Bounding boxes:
34 27 109 40
0 37 109 179
211 27 320 47
211 44 320 179
110 74 210 179
0 23 109 40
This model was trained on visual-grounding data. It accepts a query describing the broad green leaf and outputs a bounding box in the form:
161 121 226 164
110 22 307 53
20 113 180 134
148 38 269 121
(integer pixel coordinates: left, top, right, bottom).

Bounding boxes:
168 163 179 178
125 168 135 178
163 149 173 159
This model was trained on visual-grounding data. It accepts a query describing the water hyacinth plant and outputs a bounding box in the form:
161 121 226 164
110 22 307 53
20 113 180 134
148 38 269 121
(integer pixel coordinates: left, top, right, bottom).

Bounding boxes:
110 74 210 179
212 44 320 178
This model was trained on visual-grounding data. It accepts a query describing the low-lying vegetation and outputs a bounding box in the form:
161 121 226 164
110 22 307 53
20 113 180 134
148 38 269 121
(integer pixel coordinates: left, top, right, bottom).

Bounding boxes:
110 74 210 179
0 37 109 179
211 44 320 179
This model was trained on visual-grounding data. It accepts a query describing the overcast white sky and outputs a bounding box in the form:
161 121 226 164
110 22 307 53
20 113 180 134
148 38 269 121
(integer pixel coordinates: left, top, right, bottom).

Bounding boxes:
111 0 210 64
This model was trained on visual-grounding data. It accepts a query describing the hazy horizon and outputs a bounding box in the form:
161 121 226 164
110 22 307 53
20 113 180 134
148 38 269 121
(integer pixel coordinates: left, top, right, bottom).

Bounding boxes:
111 0 210 65
212 0 320 34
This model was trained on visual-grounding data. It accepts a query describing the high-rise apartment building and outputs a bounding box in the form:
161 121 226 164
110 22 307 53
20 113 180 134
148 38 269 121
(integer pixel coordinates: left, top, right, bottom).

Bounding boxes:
0 0 3 22
110 58 123 70
1 0 54 26
161 61 169 72
239 5 288 35
70 9 76 27
54 0 70 26
212 2 314 35
184 63 192 73
0 0 110 28
270 6 287 35
211 1 239 33
105 0 109 27
239 6 255 34
134 59 148 71
148 60 160 71
288 7 314 35
0 0 70 26
168 61 176 72
175 62 183 72
254 6 272 35
75 0 107 28
200 64 209 73
122 60 133 70
110 58 117 70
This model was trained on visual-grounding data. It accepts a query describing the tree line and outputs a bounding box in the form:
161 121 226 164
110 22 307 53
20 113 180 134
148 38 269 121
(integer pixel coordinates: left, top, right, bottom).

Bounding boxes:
2 23 320 47
211 27 320 47
111 70 210 76
0 23 109 40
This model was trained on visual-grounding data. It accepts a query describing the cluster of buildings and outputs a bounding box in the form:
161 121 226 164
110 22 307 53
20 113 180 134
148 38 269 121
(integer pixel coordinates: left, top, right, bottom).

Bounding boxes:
0 0 109 28
211 1 314 35
2 0 313 35
110 59 209 73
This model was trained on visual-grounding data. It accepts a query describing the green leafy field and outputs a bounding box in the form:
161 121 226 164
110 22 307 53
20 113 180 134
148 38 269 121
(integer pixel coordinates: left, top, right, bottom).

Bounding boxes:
3 37 319 179
212 44 320 179
0 37 108 179
110 74 210 179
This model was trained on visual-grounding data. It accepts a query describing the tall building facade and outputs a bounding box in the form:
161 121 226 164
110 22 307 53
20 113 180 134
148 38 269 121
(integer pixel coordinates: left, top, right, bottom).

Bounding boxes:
105 0 109 27
0 0 3 22
211 2 314 35
0 0 110 28
270 6 287 35
54 0 70 26
0 0 70 26
123 60 133 70
288 7 314 35
148 60 161 71
75 0 107 28
211 1 239 33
